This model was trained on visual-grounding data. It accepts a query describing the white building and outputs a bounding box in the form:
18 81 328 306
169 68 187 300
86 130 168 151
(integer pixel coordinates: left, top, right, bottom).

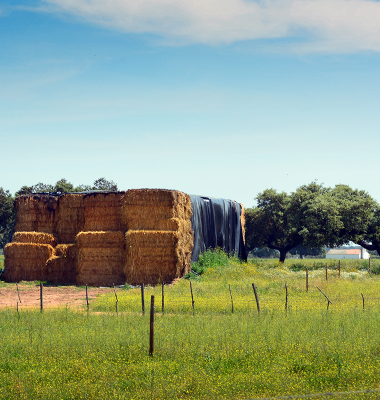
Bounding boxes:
326 247 370 259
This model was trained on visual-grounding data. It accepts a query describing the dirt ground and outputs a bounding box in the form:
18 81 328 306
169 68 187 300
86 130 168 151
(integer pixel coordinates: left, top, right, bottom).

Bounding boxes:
0 282 116 310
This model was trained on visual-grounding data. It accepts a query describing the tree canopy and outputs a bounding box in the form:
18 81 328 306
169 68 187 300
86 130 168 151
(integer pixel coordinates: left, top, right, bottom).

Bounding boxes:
245 182 378 262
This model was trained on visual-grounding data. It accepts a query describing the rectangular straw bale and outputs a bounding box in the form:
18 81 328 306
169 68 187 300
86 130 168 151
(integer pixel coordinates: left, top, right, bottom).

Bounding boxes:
77 245 125 286
12 232 57 247
56 194 85 243
124 230 192 285
14 195 58 233
83 193 124 231
76 231 125 248
123 189 192 222
3 243 54 282
124 247 186 285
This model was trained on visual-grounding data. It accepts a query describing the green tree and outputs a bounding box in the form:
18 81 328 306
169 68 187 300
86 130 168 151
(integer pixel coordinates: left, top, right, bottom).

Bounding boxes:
245 187 304 262
54 178 75 193
92 177 118 191
246 183 377 262
0 188 15 251
350 204 380 256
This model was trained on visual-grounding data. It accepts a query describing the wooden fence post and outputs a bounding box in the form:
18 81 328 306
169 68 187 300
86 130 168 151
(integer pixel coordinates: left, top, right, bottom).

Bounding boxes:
316 286 332 310
325 263 328 281
306 268 309 292
40 282 43 312
86 284 89 312
113 284 118 315
190 281 195 314
141 283 145 315
229 284 234 313
162 283 165 314
252 283 261 314
361 293 365 311
149 295 155 357
16 283 22 304
285 282 288 312
339 260 341 277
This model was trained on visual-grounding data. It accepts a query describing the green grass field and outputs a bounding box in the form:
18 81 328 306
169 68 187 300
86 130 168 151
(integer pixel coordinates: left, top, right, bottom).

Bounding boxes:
1 252 380 399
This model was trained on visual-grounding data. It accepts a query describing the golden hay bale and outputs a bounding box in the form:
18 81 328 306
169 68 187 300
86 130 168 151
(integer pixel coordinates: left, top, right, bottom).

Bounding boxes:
77 246 125 286
76 231 125 248
124 230 192 285
56 194 85 243
3 243 54 282
123 189 192 223
12 232 57 246
14 195 59 233
83 193 124 231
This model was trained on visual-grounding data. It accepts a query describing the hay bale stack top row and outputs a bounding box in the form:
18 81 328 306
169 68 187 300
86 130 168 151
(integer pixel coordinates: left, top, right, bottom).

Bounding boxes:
4 189 245 286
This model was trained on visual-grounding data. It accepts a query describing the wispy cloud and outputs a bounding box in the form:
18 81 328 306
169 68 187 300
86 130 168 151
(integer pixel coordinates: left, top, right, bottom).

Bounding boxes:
37 0 380 52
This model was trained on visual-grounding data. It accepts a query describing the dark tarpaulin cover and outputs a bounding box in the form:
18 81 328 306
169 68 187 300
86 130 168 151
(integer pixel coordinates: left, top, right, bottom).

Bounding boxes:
189 195 247 262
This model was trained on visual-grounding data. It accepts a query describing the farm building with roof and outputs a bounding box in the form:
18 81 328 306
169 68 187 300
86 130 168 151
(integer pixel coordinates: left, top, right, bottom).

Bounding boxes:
326 248 370 260
3 189 246 286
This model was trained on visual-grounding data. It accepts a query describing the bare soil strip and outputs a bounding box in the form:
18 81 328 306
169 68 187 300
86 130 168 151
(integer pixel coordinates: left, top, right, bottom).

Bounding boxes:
0 282 115 310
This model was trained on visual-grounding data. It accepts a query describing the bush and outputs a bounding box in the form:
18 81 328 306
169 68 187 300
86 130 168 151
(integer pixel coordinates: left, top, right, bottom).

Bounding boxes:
186 249 231 278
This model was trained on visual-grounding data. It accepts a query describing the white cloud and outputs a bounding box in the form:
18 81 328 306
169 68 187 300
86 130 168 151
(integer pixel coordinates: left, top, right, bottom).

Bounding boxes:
35 0 380 51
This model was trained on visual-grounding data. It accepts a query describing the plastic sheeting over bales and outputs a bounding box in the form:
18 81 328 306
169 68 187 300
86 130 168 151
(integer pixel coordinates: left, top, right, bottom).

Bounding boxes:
189 196 247 263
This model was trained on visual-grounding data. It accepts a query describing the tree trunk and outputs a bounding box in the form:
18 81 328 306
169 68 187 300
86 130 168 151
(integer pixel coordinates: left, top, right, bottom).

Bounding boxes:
279 249 287 263
358 240 380 256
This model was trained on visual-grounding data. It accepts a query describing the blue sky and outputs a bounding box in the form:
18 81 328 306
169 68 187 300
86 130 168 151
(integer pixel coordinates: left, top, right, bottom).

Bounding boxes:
2 0 380 207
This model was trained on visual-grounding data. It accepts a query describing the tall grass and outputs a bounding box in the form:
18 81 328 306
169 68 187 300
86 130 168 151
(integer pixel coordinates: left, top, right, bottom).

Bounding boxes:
1 251 380 399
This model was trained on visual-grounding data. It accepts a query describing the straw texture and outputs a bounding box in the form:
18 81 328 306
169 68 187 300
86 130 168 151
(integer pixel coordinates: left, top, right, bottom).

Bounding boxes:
83 193 125 231
12 232 57 247
56 194 85 243
46 244 77 284
76 231 125 287
3 243 54 282
14 195 59 233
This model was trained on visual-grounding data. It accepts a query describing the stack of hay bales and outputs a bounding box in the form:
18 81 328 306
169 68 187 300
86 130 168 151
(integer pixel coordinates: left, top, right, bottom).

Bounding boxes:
74 192 126 286
56 194 85 243
3 232 56 282
123 189 193 285
76 231 125 286
14 195 59 233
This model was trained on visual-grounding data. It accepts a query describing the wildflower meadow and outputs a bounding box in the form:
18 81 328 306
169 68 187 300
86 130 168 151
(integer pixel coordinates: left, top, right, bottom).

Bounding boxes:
1 252 380 399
